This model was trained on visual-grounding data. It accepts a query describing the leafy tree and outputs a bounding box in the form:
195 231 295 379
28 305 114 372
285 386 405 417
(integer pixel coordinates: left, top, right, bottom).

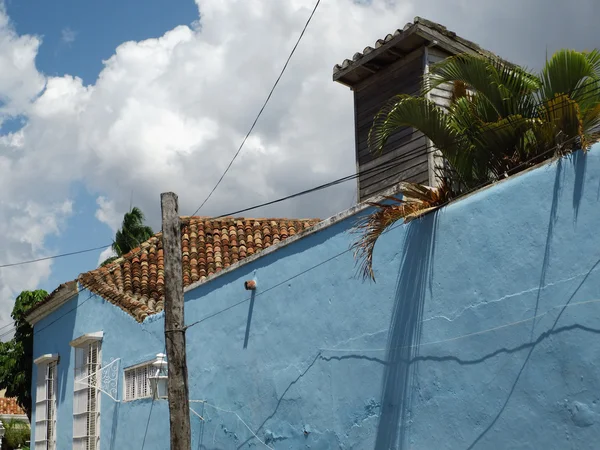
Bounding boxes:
0 290 48 420
101 206 154 266
2 418 30 450
355 49 600 279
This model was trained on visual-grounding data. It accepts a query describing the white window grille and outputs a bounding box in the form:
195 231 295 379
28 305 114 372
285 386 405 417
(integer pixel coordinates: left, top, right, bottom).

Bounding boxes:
124 354 168 401
73 340 101 450
34 355 58 450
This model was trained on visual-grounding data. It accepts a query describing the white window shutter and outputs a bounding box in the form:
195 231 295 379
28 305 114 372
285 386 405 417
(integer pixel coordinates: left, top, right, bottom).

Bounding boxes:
47 362 57 448
73 346 90 450
34 364 48 448
124 370 134 401
34 359 58 450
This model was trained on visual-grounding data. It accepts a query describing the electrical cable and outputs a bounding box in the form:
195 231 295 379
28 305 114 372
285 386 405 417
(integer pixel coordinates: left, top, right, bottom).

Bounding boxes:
191 0 322 216
184 138 573 331
2 82 599 271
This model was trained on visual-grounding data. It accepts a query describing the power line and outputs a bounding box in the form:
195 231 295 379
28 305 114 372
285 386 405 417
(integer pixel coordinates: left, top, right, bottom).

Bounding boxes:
1 78 598 271
184 139 570 331
214 83 600 218
14 138 584 339
216 141 433 217
0 244 111 270
210 81 600 217
191 0 322 216
33 292 95 336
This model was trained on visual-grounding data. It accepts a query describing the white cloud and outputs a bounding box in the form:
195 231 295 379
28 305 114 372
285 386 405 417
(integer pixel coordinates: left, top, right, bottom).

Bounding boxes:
95 197 121 232
97 247 116 267
0 0 597 325
61 27 77 45
0 7 45 116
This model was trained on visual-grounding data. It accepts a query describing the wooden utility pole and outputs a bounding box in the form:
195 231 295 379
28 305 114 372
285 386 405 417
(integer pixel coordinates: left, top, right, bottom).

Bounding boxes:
161 192 191 450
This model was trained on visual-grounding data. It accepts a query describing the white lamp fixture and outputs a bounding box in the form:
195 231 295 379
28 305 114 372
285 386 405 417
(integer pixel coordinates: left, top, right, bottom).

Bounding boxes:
148 353 168 399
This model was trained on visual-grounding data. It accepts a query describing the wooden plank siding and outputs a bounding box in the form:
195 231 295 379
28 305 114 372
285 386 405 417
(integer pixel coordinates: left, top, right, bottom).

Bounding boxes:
427 46 454 182
354 47 429 201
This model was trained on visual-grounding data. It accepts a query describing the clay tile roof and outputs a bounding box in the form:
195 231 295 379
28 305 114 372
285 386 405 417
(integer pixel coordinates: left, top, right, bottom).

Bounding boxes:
0 397 25 415
78 216 320 322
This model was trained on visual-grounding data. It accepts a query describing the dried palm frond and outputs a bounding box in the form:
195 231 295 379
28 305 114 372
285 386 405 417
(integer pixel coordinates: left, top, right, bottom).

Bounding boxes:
352 182 453 281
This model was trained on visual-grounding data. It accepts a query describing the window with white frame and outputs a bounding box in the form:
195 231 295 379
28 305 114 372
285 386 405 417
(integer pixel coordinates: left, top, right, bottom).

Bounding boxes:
34 354 58 450
124 363 151 400
124 354 168 401
70 333 102 450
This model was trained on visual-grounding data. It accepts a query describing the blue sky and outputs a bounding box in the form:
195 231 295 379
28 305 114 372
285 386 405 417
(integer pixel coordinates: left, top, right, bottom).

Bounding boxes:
6 0 198 86
4 0 199 294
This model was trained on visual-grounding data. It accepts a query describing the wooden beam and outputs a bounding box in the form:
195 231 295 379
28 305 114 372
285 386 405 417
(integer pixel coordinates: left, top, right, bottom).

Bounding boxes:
386 48 403 57
161 192 191 450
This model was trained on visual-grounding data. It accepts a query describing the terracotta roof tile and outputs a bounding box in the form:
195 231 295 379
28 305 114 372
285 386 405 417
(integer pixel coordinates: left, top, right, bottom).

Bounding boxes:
78 216 320 322
0 397 25 415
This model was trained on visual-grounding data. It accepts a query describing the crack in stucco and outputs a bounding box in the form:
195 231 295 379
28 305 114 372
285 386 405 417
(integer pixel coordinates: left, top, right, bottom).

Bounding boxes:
423 266 600 324
323 328 388 350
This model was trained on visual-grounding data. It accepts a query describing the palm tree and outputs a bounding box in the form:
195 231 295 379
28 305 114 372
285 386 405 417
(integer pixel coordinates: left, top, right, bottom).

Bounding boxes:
355 49 600 280
100 207 154 266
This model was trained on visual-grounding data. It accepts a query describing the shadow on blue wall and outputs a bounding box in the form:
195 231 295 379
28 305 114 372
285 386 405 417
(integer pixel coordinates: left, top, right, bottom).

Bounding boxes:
109 401 120 450
140 398 157 450
465 257 600 449
243 291 256 349
532 153 587 339
531 159 564 339
572 150 587 221
374 212 438 450
53 296 77 419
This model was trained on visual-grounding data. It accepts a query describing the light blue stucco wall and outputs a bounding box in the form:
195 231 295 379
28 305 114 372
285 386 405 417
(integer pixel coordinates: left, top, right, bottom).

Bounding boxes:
33 145 600 449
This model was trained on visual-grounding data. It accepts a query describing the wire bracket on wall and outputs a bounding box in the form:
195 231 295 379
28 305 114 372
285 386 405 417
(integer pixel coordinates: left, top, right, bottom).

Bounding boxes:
75 357 121 402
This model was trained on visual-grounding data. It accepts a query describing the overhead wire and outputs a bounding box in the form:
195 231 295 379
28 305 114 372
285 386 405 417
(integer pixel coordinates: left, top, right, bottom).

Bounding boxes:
4 123 582 339
192 59 600 216
0 291 96 342
1 81 600 271
184 137 575 331
0 74 597 342
190 0 322 216
214 82 600 218
0 244 111 270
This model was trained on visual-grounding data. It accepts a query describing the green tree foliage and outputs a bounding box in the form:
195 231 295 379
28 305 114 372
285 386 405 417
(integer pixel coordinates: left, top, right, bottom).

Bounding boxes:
2 418 30 450
0 290 48 420
100 206 154 266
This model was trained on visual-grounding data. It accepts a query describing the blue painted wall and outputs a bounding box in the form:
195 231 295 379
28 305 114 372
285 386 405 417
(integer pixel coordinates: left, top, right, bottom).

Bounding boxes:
33 145 600 449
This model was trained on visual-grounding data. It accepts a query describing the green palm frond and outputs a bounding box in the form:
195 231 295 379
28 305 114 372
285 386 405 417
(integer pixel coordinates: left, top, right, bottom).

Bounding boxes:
427 54 498 103
540 49 600 103
471 115 542 176
352 182 452 281
111 206 155 257
536 94 585 151
368 94 459 156
582 102 600 139
357 47 599 283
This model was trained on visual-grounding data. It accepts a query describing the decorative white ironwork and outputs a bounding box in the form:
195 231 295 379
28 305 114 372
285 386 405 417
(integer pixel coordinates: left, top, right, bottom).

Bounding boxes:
75 358 120 402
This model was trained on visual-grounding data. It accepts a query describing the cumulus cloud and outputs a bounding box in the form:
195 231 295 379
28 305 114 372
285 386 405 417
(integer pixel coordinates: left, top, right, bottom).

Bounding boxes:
0 0 598 324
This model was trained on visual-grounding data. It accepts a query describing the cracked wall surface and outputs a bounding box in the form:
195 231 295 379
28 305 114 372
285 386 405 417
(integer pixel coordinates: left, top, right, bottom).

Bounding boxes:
31 146 600 449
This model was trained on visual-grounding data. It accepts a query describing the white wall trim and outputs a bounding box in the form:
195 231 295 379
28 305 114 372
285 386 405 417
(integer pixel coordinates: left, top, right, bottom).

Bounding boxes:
70 331 103 348
33 353 59 365
0 414 28 423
